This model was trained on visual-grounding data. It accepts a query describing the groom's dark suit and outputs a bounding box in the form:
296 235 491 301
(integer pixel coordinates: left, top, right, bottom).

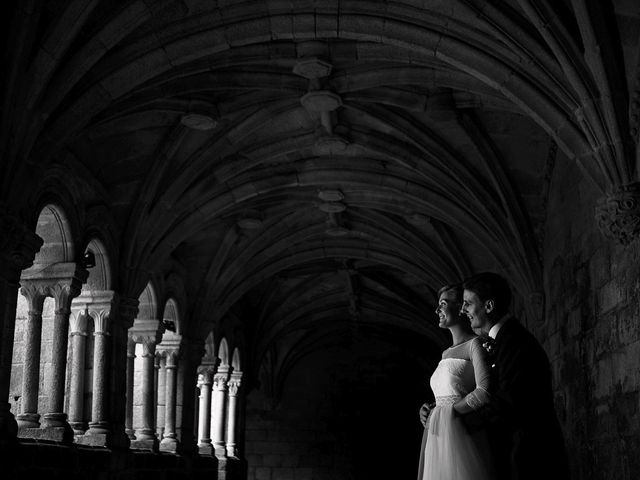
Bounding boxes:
464 316 569 480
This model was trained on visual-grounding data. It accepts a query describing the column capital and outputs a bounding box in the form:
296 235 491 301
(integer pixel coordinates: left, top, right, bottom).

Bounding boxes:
596 181 640 245
130 318 164 352
69 308 90 335
213 365 230 390
18 283 48 312
20 262 89 312
228 371 243 396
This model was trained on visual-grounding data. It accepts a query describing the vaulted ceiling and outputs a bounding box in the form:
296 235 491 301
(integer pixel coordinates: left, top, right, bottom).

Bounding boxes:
2 0 639 383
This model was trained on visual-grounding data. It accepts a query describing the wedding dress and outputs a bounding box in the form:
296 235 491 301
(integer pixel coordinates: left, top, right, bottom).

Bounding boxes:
417 337 495 480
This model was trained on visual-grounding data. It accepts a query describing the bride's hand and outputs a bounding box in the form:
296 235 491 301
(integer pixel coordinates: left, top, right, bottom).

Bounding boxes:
419 402 436 426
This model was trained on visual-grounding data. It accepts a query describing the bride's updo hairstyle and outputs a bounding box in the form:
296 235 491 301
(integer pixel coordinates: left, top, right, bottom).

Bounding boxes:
462 272 512 317
437 283 463 305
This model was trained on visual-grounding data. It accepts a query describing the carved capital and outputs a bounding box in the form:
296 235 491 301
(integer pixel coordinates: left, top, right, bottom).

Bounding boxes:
213 366 230 390
228 372 243 396
197 366 215 385
69 308 90 334
49 282 77 313
71 290 117 334
19 282 48 313
596 182 640 245
130 335 158 356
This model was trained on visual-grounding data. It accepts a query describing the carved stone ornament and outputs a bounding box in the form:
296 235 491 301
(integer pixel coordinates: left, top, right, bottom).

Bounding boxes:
595 182 640 245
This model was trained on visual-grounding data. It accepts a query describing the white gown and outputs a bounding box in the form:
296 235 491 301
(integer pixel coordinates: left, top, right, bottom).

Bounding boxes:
417 337 495 480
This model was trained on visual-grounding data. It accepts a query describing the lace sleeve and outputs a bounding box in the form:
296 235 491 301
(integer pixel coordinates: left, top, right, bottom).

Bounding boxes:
463 337 492 410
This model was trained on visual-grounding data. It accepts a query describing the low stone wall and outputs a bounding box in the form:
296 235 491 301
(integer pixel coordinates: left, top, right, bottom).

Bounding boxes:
5 439 221 480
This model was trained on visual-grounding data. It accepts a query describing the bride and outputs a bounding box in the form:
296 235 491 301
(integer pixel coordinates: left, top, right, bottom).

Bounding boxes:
416 283 495 480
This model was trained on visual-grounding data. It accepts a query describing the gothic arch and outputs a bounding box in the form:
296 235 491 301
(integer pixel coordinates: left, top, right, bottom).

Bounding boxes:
137 281 158 320
30 204 75 269
217 338 230 367
82 237 111 292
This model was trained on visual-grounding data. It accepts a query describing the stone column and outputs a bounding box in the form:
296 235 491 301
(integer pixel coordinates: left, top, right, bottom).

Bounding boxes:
226 371 243 458
211 365 230 458
42 271 87 442
155 354 165 438
130 320 163 451
197 365 215 455
160 349 180 452
15 283 47 430
78 293 115 446
67 309 89 435
0 208 42 450
125 336 136 439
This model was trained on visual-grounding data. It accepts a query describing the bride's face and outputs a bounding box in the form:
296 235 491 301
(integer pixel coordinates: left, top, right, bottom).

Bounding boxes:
435 290 462 328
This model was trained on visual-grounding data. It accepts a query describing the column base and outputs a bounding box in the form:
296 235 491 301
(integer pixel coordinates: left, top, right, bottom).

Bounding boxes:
159 436 179 453
214 441 227 459
70 421 88 436
42 412 69 428
130 437 159 452
76 428 129 449
16 413 40 429
198 441 214 456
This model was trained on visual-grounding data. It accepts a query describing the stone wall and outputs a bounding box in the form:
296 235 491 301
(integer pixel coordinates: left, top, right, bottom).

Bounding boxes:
542 155 640 480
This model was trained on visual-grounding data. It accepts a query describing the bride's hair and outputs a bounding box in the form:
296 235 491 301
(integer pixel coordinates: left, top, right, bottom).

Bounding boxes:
437 283 463 302
437 283 474 331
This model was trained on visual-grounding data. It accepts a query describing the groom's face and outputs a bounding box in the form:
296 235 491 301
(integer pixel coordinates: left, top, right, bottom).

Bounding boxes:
461 289 490 331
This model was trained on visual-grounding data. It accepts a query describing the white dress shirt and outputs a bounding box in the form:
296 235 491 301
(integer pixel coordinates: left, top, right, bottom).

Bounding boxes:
488 314 511 339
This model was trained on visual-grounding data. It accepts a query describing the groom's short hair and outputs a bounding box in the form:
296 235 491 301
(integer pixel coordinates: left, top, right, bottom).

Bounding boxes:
463 272 511 315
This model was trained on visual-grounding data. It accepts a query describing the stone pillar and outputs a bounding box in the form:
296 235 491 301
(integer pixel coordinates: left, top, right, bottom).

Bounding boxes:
67 309 89 435
160 349 180 452
76 292 116 446
15 283 47 430
197 365 215 455
0 208 42 450
130 320 163 451
211 365 230 458
42 273 86 442
155 354 165 438
125 337 136 439
226 371 243 458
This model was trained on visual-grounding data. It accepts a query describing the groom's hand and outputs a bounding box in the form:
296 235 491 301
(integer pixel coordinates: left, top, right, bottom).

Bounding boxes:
419 402 436 426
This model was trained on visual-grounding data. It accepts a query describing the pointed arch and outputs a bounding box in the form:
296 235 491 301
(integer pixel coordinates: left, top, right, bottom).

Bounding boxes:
137 281 158 320
217 337 229 367
231 347 241 372
83 237 111 292
163 297 180 334
31 204 75 268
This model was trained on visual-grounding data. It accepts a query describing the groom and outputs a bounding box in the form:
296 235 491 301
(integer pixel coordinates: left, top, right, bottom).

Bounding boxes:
459 272 569 480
